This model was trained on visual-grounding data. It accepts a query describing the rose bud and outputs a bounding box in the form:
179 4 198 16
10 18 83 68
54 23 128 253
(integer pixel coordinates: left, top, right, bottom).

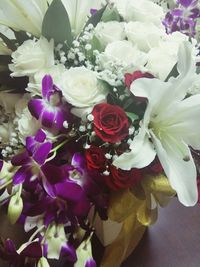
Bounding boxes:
85 145 107 170
8 193 23 224
104 165 143 191
125 71 154 88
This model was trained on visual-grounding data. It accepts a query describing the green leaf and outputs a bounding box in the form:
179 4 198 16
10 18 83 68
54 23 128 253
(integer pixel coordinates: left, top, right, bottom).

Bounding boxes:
0 32 16 51
84 5 107 29
42 0 73 46
102 7 121 22
13 30 30 45
126 112 139 122
196 66 200 74
165 63 179 82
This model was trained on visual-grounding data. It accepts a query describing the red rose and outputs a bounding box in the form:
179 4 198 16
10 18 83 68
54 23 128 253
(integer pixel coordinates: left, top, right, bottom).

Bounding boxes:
92 103 129 143
104 165 143 191
85 145 106 170
125 71 154 88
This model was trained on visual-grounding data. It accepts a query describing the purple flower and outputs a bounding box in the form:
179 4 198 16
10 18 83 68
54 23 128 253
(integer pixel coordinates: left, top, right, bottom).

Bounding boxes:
28 75 70 130
12 129 52 192
163 0 200 37
0 238 42 267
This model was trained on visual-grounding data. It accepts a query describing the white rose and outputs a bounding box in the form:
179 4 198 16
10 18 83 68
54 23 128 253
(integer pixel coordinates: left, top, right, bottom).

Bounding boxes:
94 21 125 48
146 32 188 80
100 40 147 70
125 22 165 52
27 64 66 96
61 67 107 108
112 0 164 25
15 95 40 144
9 37 54 77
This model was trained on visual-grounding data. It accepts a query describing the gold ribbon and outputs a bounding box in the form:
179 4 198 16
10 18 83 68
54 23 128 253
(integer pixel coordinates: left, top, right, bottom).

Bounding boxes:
100 174 176 267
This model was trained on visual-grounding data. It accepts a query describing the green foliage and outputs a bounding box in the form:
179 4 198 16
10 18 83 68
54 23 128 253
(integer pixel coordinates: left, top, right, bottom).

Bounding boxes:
102 7 121 22
165 63 179 82
84 5 107 29
42 0 73 46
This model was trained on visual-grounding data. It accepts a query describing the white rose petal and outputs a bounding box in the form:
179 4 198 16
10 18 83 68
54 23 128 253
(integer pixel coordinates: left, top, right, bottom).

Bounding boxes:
125 21 165 52
9 37 54 77
61 67 108 108
94 21 125 48
146 32 189 80
112 0 164 25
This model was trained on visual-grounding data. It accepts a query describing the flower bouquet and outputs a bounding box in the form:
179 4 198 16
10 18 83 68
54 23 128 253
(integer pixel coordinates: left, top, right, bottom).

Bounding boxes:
0 0 200 266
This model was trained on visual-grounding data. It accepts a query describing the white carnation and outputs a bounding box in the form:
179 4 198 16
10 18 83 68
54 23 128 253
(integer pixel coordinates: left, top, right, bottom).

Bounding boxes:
99 40 147 71
9 37 54 77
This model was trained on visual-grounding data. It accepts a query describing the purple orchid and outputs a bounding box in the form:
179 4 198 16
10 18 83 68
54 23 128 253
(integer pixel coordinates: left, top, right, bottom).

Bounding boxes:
12 129 52 189
163 0 200 37
0 238 43 267
28 75 70 130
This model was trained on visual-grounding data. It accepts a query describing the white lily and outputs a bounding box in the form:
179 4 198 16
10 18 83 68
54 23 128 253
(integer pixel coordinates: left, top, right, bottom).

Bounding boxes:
48 0 103 36
0 0 49 37
114 42 200 207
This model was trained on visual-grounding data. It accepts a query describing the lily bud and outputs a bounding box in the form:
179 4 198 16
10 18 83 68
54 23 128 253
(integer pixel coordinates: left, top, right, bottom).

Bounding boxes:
8 194 23 224
37 257 50 267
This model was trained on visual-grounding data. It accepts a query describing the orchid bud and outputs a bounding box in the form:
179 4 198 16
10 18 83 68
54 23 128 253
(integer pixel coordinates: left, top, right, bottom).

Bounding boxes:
37 257 50 267
75 238 97 267
8 193 23 224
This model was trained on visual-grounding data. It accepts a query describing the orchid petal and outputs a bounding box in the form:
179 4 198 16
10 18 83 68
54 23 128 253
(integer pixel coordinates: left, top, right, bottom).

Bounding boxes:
13 166 32 185
42 75 53 100
55 181 83 201
33 142 52 165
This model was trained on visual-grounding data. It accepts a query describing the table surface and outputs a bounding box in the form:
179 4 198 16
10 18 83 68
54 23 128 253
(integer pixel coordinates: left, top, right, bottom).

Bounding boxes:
0 198 200 267
121 198 200 267
93 197 200 267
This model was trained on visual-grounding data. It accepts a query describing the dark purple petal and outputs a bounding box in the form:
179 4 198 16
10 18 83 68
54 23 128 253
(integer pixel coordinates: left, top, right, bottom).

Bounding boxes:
85 259 97 267
55 181 83 201
42 75 53 100
41 164 65 184
41 109 55 128
32 142 52 165
28 99 45 120
0 160 3 171
71 194 90 217
12 151 30 166
20 242 42 258
55 110 66 129
5 239 17 254
13 166 32 185
60 243 77 262
34 129 47 143
41 174 56 198
26 136 36 155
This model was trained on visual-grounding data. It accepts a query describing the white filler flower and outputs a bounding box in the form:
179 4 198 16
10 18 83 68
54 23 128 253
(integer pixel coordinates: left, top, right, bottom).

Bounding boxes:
114 42 200 207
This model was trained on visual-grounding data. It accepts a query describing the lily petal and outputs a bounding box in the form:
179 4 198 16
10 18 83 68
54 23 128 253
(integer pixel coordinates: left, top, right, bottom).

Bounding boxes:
151 132 198 206
113 129 156 170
